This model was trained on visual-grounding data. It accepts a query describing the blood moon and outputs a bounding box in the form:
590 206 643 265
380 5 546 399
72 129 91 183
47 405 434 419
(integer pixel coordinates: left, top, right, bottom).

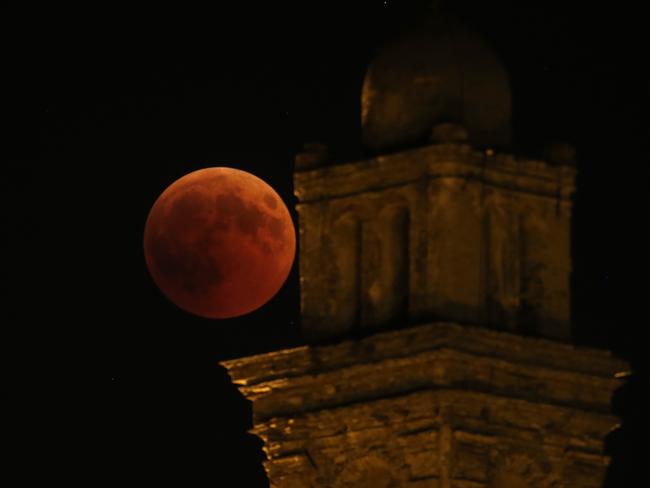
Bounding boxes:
144 167 296 319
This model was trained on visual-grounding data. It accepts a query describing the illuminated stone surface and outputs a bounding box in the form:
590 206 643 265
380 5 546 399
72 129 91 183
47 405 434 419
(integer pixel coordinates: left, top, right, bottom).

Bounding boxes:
294 142 575 343
220 137 627 487
224 322 626 487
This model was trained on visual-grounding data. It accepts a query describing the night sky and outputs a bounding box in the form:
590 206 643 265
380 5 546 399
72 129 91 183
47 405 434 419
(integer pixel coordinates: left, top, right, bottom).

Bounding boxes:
6 1 647 485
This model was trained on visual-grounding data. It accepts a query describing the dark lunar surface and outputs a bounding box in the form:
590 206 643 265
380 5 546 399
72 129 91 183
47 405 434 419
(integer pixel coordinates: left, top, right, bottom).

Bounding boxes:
144 168 295 319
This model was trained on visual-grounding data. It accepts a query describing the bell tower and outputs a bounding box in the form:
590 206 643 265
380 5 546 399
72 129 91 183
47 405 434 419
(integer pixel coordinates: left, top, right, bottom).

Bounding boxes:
223 9 626 488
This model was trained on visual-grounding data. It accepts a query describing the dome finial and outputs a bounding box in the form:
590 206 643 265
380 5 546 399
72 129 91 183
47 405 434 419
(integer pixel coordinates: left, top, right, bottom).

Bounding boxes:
361 12 512 152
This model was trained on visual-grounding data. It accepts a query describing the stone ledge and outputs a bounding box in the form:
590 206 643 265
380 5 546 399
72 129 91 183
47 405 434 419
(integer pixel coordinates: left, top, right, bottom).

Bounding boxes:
222 322 626 387
222 323 626 427
294 144 576 203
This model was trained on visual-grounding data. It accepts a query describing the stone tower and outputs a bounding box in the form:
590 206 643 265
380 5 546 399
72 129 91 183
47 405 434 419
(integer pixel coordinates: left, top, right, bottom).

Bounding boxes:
223 10 626 488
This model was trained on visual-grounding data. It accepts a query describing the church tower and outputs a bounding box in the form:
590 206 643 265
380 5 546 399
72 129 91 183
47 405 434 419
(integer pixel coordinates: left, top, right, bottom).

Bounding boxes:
223 8 626 487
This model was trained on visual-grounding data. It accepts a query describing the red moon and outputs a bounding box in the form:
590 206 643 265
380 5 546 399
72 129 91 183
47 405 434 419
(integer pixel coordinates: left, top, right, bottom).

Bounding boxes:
143 167 296 319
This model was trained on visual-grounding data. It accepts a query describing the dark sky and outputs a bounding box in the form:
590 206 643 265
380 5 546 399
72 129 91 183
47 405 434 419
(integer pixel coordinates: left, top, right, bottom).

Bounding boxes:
5 1 647 485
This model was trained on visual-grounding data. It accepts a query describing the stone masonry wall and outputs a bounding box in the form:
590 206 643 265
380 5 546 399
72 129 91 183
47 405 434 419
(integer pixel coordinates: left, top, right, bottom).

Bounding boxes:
294 143 575 342
223 323 626 488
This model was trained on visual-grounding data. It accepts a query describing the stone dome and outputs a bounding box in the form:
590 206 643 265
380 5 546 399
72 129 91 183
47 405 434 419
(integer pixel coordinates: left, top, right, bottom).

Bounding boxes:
361 13 512 151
